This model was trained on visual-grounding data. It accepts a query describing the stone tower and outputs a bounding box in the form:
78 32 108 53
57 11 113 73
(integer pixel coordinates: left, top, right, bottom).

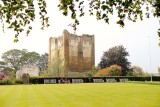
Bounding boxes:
48 29 95 76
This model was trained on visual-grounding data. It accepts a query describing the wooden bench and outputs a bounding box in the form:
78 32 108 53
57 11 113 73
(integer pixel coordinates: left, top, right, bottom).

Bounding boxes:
72 79 84 83
93 79 104 83
119 78 128 82
106 78 117 82
44 79 57 84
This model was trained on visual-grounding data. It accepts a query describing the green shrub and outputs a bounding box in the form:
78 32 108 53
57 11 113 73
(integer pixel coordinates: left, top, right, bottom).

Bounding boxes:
0 79 13 85
13 79 23 84
0 80 3 85
0 79 23 85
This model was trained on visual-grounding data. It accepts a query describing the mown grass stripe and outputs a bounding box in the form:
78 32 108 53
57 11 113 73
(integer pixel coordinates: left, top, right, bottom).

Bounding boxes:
0 83 160 107
0 85 22 107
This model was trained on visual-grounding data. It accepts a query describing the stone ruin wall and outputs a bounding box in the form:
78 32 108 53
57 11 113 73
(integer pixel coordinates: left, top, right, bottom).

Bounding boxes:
49 30 95 76
68 33 95 72
16 65 40 79
49 36 64 64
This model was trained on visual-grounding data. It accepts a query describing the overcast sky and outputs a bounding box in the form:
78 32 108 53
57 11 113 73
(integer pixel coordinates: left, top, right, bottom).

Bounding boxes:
0 1 160 74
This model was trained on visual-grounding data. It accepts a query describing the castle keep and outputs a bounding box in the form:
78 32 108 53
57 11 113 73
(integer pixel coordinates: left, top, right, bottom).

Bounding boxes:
48 30 95 76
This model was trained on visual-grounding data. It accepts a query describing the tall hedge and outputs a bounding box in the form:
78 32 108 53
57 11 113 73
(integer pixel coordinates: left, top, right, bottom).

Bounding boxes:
29 76 160 84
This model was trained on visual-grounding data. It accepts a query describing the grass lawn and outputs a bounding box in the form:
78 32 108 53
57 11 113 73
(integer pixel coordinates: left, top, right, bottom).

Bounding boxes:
0 83 160 107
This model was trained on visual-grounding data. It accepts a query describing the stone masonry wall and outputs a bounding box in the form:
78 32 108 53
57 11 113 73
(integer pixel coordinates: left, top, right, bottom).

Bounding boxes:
49 29 95 76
